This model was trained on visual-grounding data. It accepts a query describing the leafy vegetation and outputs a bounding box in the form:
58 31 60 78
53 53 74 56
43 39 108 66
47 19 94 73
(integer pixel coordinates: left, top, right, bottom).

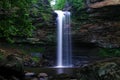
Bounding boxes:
53 0 66 10
0 52 5 60
54 0 89 30
53 0 87 19
32 56 40 63
69 0 85 16
0 0 36 42
0 0 53 42
98 48 120 57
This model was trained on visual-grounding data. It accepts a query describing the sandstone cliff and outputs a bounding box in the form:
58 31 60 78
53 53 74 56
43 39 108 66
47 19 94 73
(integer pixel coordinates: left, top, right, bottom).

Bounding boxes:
78 0 120 48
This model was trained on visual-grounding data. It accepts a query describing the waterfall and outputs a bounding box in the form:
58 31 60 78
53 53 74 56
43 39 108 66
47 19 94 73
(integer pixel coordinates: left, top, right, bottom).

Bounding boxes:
55 10 72 67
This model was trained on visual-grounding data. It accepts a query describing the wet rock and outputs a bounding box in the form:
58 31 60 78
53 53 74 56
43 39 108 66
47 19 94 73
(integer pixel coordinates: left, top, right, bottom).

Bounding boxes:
38 73 48 77
77 58 120 80
98 62 118 76
25 72 36 77
70 79 77 80
38 73 48 80
0 54 24 80
55 73 71 80
31 77 38 80
23 54 52 67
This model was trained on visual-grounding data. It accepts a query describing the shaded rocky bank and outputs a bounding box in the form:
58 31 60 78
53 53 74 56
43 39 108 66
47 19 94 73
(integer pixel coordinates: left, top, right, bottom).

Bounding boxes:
0 55 119 80
0 42 106 68
0 43 120 80
24 57 120 80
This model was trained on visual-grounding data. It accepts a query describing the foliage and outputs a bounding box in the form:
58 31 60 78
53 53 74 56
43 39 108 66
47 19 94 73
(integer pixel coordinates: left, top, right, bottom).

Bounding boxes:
0 53 4 60
53 0 85 10
0 0 53 43
98 48 120 57
30 0 53 28
54 0 89 24
53 0 66 10
69 0 85 12
0 0 37 42
69 0 89 22
32 56 40 63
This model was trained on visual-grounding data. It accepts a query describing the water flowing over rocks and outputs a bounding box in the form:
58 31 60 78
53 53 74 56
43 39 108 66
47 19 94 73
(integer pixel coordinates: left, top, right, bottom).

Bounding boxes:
24 58 120 80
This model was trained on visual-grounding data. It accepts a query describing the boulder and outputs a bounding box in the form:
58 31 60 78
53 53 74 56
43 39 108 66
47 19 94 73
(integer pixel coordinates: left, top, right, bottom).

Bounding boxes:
38 73 48 80
38 73 48 77
0 54 24 80
78 58 120 80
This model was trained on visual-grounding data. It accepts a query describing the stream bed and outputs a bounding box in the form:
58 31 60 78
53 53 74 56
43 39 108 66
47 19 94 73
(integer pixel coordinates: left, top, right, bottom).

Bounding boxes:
24 67 80 80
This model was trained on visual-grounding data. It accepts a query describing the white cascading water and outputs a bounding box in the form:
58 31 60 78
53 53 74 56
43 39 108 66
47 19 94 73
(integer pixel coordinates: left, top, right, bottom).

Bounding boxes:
55 10 72 67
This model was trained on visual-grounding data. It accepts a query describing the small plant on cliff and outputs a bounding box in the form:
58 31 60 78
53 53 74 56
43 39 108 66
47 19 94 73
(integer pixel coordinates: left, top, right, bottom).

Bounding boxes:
32 56 40 63
98 48 120 57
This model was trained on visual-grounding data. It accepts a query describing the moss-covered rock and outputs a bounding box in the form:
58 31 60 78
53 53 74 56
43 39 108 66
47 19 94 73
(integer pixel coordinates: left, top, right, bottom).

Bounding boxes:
77 58 120 80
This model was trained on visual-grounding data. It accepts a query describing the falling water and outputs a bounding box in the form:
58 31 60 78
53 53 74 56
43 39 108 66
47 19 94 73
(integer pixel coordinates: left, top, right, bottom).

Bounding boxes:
55 10 72 67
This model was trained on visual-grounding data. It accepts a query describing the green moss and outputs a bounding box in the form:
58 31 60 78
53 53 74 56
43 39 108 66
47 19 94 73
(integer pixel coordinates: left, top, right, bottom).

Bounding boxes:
98 48 120 57
32 56 40 63
0 43 45 55
0 53 5 60
42 13 52 21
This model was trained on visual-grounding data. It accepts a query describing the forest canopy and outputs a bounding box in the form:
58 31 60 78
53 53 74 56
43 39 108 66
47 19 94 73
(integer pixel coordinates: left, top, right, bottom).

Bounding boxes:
0 0 35 41
53 0 87 21
0 0 52 42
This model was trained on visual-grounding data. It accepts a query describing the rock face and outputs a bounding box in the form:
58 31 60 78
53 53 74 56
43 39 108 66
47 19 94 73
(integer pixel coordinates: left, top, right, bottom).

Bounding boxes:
90 0 120 8
78 0 120 48
79 21 120 48
29 0 56 44
77 58 120 80
0 54 24 80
